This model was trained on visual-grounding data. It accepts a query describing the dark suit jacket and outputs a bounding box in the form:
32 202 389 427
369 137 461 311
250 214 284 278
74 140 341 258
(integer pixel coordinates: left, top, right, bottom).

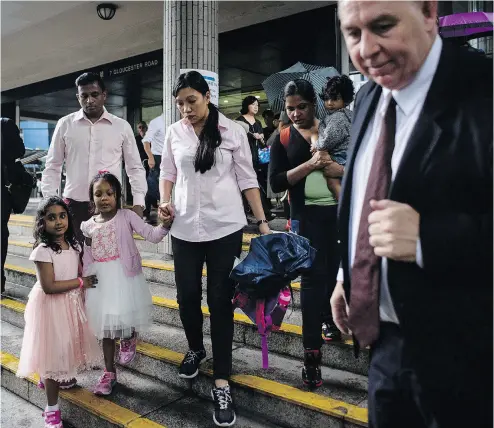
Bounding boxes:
339 43 493 396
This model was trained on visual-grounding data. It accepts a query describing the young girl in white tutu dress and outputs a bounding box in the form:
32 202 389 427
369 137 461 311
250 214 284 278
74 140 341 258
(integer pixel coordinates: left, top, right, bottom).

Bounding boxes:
81 171 171 396
17 197 100 428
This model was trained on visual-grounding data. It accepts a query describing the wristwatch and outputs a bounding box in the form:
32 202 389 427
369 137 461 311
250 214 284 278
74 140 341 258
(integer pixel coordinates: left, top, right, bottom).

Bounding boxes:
256 219 268 226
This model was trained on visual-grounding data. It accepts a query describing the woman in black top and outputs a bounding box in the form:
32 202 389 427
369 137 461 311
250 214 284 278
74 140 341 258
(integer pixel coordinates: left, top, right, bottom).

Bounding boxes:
269 79 344 389
236 96 274 220
236 96 264 166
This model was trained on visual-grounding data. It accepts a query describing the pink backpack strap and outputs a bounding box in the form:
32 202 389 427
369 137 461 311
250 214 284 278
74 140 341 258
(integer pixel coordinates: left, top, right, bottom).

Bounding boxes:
232 292 248 308
255 300 269 369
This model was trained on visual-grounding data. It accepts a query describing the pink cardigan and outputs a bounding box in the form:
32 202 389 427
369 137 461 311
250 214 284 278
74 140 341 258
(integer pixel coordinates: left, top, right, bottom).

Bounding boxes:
82 209 168 277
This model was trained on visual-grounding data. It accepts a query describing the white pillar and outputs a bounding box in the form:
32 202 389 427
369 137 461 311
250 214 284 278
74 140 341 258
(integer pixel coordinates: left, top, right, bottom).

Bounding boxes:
162 0 219 256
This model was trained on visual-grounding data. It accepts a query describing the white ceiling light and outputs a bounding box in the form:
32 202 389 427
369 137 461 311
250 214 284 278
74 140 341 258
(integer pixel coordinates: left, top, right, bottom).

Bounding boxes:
224 100 229 103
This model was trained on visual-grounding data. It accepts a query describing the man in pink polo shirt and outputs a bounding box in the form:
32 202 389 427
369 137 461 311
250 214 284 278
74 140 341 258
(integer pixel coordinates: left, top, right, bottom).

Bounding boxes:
41 72 147 241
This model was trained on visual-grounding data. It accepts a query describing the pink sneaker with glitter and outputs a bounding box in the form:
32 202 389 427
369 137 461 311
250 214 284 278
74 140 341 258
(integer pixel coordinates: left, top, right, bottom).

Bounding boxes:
93 370 117 396
43 409 63 427
118 334 137 365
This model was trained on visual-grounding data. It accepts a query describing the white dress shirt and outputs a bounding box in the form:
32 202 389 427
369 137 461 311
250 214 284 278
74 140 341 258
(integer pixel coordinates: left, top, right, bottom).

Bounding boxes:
342 35 442 324
160 112 259 242
143 113 165 156
41 108 147 206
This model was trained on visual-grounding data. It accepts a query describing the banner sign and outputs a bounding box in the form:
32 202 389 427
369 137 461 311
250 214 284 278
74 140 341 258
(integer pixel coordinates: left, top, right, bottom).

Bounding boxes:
99 51 161 79
180 68 219 106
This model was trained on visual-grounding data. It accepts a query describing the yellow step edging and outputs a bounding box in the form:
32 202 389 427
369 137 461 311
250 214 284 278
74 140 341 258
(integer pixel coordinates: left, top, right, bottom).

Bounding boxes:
8 240 32 249
9 238 250 254
4 264 351 344
138 337 368 425
9 215 256 246
0 350 165 427
4 263 36 276
0 299 367 426
135 341 367 425
141 258 301 291
151 295 355 344
0 297 25 313
2 264 316 343
7 240 302 291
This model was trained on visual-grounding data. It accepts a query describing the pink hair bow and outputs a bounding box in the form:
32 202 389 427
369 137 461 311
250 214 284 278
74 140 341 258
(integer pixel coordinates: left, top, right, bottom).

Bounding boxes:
98 170 109 174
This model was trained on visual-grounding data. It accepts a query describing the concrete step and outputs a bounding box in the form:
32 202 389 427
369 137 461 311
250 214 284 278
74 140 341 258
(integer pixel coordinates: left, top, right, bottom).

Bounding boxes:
4 256 369 376
2 387 73 428
1 294 367 399
1 299 368 428
1 323 281 428
2 323 168 428
8 214 255 254
7 239 304 309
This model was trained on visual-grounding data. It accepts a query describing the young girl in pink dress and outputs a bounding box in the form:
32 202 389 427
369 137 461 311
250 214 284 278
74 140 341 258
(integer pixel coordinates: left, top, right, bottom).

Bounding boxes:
81 171 171 396
17 197 100 428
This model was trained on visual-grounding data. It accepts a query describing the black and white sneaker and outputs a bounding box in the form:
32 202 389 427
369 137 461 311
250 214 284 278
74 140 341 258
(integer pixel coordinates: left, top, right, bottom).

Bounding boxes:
179 349 206 379
211 385 236 426
322 322 342 342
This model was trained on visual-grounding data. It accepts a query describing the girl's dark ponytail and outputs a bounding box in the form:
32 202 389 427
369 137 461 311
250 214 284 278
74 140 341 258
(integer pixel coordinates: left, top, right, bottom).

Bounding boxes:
173 70 222 174
195 102 222 173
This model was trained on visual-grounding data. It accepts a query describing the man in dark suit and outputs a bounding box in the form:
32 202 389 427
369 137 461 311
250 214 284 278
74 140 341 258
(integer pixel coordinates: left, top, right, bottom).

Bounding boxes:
1 118 26 293
331 2 492 428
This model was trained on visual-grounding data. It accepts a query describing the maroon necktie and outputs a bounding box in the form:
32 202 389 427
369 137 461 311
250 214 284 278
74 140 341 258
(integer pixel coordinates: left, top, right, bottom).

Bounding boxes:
348 97 397 348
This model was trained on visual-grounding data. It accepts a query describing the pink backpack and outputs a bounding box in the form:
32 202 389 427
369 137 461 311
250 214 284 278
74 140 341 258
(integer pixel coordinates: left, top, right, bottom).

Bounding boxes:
233 286 292 369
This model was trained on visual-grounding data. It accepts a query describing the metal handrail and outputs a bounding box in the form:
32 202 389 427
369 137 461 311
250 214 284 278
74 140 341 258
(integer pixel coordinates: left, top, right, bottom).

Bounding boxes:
19 151 47 165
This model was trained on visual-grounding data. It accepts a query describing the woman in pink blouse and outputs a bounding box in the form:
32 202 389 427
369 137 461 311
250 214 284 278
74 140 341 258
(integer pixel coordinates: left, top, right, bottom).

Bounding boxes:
158 71 270 427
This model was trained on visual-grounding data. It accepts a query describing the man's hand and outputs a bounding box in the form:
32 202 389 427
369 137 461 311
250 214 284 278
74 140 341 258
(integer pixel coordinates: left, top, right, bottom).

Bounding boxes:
368 199 420 262
148 155 156 170
330 281 351 335
132 205 144 219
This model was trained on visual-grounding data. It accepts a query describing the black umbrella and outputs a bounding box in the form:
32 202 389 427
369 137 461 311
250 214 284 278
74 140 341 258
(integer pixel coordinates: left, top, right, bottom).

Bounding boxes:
230 232 316 299
262 62 339 119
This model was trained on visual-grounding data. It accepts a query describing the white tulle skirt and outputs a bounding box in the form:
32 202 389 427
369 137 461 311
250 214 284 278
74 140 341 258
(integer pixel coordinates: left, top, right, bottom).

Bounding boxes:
85 259 152 340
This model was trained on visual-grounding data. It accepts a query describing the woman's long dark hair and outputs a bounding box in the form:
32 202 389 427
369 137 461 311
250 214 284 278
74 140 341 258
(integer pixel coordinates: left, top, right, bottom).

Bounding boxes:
240 95 259 115
173 71 222 174
33 196 80 253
